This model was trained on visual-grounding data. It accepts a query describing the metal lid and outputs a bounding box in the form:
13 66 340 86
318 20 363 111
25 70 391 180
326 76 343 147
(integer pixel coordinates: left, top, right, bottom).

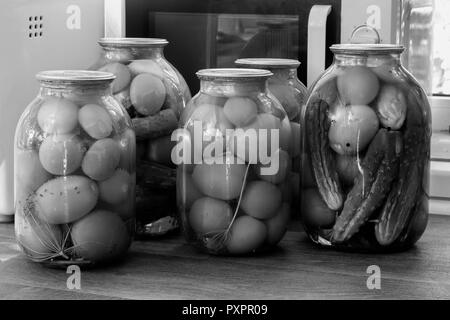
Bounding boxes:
330 44 405 55
36 70 115 85
196 68 273 80
99 37 169 48
235 58 300 69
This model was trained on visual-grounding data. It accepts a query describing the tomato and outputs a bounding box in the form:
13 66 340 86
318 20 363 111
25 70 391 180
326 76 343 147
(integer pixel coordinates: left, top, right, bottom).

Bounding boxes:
71 210 130 262
301 188 336 228
15 149 52 198
223 97 258 127
128 59 164 78
186 103 234 158
37 97 79 134
35 176 99 224
99 169 131 205
189 197 233 235
241 181 282 220
15 213 62 259
337 66 379 105
39 134 85 175
99 62 131 94
328 104 379 155
78 104 113 140
265 203 290 245
177 168 203 209
130 73 166 116
192 154 246 201
82 138 121 181
373 84 407 130
231 113 281 163
336 154 361 186
226 216 267 254
255 149 291 184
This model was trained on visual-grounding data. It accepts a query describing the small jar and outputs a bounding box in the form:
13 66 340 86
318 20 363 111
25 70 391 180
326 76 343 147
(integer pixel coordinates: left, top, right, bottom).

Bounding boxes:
92 38 191 237
235 58 307 213
14 70 136 266
177 68 292 255
302 44 431 252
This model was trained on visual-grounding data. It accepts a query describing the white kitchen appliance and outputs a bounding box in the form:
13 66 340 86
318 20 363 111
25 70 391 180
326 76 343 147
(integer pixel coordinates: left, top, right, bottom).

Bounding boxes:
0 0 125 222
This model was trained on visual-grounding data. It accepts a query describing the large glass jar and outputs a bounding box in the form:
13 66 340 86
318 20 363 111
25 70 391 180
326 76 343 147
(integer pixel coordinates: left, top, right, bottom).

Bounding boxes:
302 44 431 252
235 58 307 213
14 71 136 266
92 38 191 237
177 69 292 255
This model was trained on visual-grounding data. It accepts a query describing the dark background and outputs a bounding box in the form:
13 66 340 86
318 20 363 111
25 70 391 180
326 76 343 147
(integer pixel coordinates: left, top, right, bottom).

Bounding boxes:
126 0 341 92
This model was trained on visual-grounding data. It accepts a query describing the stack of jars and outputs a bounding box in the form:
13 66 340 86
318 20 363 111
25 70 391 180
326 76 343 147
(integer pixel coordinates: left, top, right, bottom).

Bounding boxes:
14 39 432 267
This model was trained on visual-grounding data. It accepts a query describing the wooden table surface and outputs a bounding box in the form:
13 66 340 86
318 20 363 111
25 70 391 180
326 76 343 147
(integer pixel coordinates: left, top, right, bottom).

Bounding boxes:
0 215 449 300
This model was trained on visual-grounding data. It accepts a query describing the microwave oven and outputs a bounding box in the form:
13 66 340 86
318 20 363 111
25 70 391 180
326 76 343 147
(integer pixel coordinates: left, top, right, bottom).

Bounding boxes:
0 0 126 222
125 0 403 91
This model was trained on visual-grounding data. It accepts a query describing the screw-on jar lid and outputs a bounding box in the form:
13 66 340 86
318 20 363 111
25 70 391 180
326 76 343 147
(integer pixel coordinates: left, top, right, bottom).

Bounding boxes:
36 70 115 85
99 37 169 48
330 44 405 55
196 68 273 81
235 58 300 69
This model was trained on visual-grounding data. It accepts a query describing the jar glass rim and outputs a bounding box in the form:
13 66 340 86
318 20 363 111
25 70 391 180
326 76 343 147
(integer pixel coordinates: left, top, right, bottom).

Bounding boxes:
196 68 273 80
99 37 169 48
36 70 115 84
235 58 300 69
330 44 404 54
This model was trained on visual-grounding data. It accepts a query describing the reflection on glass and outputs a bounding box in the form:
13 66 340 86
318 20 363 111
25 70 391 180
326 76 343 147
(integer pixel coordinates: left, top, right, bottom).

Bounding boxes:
401 0 434 94
216 15 299 67
432 0 450 95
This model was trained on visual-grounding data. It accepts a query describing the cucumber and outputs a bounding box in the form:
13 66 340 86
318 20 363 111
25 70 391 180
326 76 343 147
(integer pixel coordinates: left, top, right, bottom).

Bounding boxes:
305 99 343 210
332 129 402 243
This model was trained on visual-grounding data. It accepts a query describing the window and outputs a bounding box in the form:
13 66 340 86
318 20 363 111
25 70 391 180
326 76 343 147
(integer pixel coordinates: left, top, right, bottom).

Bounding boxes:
402 0 450 96
432 0 450 95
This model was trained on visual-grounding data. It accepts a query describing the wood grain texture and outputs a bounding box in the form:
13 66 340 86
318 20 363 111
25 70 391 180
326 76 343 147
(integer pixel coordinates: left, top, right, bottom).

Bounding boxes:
0 215 449 300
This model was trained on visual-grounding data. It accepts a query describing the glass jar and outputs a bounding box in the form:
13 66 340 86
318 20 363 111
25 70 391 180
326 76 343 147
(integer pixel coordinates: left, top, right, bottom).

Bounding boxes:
92 38 191 237
302 44 431 252
177 68 292 255
235 58 307 213
14 70 136 266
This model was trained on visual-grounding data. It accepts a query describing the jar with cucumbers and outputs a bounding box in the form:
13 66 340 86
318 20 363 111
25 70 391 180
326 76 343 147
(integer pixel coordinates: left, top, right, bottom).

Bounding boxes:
302 44 431 252
177 69 292 255
235 58 307 214
92 38 191 237
14 71 136 266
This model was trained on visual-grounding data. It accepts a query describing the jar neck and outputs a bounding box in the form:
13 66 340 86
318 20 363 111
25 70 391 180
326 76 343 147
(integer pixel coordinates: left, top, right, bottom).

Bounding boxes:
333 53 401 67
200 79 268 96
269 68 298 81
102 46 165 60
39 83 112 97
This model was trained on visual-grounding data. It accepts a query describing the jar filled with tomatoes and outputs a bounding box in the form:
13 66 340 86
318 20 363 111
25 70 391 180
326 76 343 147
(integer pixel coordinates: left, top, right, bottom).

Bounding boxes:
91 38 191 237
177 68 292 255
14 70 136 266
235 58 307 213
302 44 431 251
